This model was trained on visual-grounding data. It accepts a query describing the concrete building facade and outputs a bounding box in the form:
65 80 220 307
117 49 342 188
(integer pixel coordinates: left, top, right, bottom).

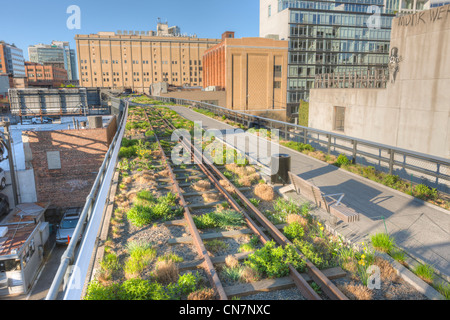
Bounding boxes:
308 4 450 158
25 62 68 88
203 34 289 120
75 22 220 93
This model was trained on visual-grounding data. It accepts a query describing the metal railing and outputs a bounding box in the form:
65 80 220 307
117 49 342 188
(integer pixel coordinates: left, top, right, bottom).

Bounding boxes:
46 94 128 300
315 69 389 89
147 95 450 194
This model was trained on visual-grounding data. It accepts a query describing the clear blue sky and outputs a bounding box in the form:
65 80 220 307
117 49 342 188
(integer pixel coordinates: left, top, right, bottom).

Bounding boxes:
0 0 260 60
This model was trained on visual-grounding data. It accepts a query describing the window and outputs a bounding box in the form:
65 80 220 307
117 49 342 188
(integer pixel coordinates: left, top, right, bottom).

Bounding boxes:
274 81 281 89
334 107 346 132
268 5 272 17
274 65 282 77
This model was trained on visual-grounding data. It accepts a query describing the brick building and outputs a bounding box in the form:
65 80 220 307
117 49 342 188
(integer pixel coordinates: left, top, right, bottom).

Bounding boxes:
203 32 289 120
23 116 117 209
25 61 68 88
75 22 220 93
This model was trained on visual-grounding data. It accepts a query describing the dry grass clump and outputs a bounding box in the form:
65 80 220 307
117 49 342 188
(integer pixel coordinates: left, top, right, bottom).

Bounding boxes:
188 288 216 300
126 191 137 203
219 180 235 193
339 283 373 300
157 169 170 178
374 257 400 283
122 176 133 184
238 176 252 187
240 266 260 283
341 256 358 275
225 255 239 269
193 180 212 192
154 259 179 285
286 214 308 227
138 172 155 185
203 192 220 203
254 183 275 201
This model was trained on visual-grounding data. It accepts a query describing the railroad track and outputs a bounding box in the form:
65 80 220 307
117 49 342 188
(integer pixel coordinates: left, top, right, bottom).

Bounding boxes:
130 102 349 301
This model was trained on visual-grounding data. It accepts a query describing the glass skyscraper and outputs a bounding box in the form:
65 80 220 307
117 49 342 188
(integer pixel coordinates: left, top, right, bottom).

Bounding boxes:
260 0 395 116
28 41 78 81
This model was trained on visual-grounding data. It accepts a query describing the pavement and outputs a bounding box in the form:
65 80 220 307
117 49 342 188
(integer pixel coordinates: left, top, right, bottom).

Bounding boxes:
169 105 450 281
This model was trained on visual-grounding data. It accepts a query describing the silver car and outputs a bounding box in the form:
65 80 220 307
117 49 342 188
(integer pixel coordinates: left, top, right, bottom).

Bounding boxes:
56 207 82 245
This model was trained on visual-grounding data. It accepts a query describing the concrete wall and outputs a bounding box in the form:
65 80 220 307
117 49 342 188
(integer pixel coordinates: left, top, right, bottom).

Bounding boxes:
309 5 450 158
260 0 290 40
160 90 227 107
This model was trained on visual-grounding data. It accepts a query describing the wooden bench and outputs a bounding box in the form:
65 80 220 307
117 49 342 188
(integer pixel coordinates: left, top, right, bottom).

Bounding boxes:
287 172 360 223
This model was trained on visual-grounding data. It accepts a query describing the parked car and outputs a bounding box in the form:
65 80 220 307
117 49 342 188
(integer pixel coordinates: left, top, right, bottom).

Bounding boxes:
0 193 9 221
31 117 52 124
21 119 32 125
56 207 83 245
0 168 6 190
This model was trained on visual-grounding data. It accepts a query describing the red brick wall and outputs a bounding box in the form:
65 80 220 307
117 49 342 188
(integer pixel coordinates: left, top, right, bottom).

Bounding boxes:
26 127 111 209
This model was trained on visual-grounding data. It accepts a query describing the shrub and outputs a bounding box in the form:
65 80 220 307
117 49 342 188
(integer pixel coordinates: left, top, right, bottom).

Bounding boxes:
283 222 305 241
245 241 305 278
84 280 121 300
119 278 163 300
335 154 350 167
119 146 138 159
370 233 395 253
383 175 400 187
414 184 438 201
188 288 216 300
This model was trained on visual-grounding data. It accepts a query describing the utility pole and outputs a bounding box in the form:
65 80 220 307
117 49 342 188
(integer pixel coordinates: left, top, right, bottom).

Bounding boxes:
0 119 19 206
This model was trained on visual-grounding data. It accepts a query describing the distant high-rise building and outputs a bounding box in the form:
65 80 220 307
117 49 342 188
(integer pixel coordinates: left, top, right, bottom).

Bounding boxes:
260 0 395 117
28 41 78 81
0 41 26 77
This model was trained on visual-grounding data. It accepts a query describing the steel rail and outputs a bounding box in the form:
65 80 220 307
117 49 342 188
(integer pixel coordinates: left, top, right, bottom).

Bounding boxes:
157 110 323 300
156 107 348 301
142 108 228 300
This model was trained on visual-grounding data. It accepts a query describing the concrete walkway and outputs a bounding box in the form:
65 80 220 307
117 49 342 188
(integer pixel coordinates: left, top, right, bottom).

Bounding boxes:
169 105 450 281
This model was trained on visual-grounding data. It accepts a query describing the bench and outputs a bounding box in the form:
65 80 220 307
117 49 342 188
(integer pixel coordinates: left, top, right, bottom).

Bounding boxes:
287 172 360 223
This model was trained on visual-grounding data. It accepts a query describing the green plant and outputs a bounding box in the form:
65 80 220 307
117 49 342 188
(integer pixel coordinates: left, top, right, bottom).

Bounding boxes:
413 263 435 283
245 241 305 278
222 266 243 282
249 198 261 207
193 210 245 230
205 239 229 254
84 280 121 300
310 282 322 295
414 184 438 201
436 282 450 300
158 253 184 264
119 146 138 159
335 154 350 167
370 233 395 253
100 253 120 272
124 241 156 276
390 249 406 264
283 222 305 241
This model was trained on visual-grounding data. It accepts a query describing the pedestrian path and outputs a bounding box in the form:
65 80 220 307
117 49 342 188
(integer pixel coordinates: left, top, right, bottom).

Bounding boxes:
170 105 450 281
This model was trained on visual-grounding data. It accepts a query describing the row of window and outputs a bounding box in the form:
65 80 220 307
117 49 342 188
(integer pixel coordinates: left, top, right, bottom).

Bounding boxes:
290 39 390 52
289 25 391 41
290 11 393 29
289 52 389 65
